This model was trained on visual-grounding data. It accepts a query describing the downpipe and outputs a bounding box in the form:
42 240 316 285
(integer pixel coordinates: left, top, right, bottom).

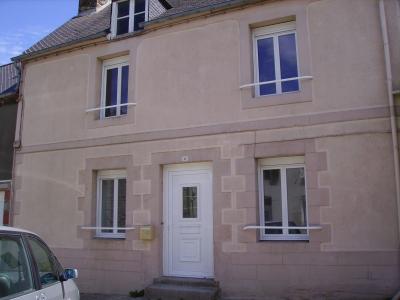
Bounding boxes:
378 1 400 298
10 61 24 226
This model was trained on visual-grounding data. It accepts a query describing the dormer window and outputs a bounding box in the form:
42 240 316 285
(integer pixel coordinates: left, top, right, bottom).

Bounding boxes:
111 0 147 36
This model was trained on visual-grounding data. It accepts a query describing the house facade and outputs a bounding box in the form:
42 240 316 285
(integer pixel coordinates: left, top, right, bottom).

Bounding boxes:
0 63 19 228
12 0 400 298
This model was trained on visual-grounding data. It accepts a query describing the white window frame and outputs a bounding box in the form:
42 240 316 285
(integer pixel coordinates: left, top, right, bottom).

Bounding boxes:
258 156 309 241
111 0 149 37
253 22 301 97
96 169 127 238
100 56 130 119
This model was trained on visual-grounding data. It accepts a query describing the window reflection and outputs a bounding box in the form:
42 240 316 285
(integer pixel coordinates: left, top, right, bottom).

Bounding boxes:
263 169 282 234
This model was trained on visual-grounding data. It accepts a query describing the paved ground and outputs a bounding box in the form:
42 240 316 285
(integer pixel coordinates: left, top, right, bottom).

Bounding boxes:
81 294 143 300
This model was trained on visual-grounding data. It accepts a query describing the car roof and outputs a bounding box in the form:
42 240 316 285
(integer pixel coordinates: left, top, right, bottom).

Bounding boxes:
0 225 37 236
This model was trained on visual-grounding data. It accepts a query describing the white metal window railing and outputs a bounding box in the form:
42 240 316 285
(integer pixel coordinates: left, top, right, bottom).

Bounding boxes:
240 75 313 89
85 102 136 113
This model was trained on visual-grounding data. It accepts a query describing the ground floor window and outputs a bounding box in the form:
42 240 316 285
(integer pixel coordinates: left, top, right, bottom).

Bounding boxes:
258 156 308 240
0 190 10 226
96 170 127 238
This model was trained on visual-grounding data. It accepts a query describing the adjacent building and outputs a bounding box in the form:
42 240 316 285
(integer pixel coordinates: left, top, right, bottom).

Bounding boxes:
11 0 400 298
0 63 19 227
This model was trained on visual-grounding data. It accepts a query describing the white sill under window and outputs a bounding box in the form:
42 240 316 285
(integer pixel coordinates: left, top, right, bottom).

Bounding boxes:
81 226 135 239
243 225 322 241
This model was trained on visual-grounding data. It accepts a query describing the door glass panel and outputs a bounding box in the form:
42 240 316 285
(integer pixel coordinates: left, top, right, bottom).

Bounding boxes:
263 169 282 234
105 68 118 117
120 65 129 115
278 33 299 93
0 235 34 298
286 167 307 234
257 37 276 95
182 186 197 219
27 238 59 287
117 179 126 233
101 179 114 233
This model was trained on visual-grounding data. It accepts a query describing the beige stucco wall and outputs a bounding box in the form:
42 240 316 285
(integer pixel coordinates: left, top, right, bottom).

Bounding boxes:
14 0 400 298
13 132 400 297
318 134 399 251
20 0 397 145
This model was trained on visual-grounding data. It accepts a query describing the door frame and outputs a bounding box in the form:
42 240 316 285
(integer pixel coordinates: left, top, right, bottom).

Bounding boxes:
162 163 214 278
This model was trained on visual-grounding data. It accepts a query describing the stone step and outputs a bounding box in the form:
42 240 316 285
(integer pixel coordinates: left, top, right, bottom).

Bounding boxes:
145 277 220 300
153 276 219 288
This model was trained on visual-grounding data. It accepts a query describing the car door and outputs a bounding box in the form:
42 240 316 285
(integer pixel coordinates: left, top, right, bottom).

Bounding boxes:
25 236 63 300
0 233 38 300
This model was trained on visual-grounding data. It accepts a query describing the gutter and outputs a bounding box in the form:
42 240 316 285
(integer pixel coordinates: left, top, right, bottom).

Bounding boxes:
379 6 400 298
381 1 400 297
10 60 22 227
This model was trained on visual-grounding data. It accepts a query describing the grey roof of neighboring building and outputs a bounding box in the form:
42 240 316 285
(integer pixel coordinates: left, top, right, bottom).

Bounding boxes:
0 63 19 98
15 0 256 60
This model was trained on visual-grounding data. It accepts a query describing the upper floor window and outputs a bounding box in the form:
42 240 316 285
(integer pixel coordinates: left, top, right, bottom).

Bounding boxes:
253 22 300 97
111 0 147 36
258 157 308 240
100 56 129 119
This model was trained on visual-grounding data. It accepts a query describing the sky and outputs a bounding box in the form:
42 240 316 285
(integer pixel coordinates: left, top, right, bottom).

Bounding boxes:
0 0 78 65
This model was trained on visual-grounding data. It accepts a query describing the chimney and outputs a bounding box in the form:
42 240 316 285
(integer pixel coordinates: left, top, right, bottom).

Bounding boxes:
78 0 97 14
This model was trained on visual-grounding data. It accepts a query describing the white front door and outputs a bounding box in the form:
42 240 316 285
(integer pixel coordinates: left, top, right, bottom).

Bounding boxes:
163 164 214 278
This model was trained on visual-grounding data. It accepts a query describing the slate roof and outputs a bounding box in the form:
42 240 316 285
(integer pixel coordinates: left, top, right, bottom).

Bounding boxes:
16 0 252 60
157 0 236 18
23 4 111 56
0 63 19 98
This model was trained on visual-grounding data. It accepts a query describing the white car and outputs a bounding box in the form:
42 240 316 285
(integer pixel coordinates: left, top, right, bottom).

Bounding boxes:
0 226 79 300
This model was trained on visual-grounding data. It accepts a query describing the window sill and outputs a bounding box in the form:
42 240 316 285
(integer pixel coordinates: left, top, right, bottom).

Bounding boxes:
101 114 128 120
109 29 145 41
240 79 312 109
259 238 309 242
85 108 135 129
93 236 126 240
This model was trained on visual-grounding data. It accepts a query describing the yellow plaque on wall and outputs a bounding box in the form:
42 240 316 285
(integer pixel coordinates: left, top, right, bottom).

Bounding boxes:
139 225 154 241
